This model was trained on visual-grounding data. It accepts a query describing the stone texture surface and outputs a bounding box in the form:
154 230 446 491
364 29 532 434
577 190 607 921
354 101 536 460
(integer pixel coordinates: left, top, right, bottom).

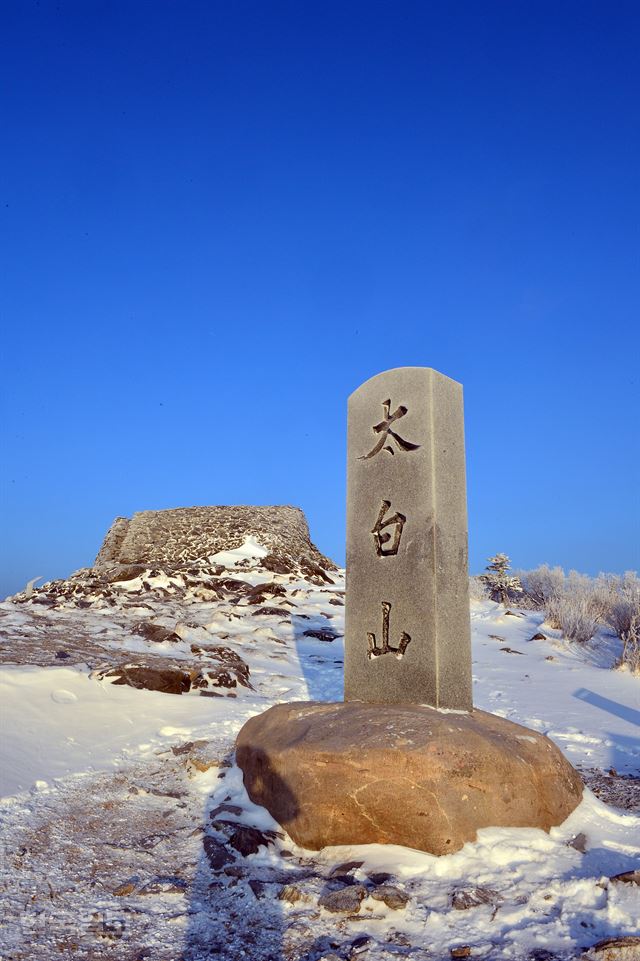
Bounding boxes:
583 937 640 960
236 701 583 855
345 367 472 710
94 504 336 577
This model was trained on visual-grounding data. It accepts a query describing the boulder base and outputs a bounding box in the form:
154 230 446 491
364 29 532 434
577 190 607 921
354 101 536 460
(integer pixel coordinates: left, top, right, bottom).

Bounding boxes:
236 702 583 855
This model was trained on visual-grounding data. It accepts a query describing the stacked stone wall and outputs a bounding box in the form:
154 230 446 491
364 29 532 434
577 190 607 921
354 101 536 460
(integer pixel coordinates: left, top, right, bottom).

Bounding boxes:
94 516 131 567
94 505 335 572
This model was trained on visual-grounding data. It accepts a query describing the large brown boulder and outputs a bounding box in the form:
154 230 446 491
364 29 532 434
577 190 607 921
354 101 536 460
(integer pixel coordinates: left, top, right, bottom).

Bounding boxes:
236 701 583 855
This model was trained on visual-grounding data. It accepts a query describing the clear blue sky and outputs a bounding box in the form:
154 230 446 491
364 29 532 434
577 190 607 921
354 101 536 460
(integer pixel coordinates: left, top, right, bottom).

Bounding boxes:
1 1 639 598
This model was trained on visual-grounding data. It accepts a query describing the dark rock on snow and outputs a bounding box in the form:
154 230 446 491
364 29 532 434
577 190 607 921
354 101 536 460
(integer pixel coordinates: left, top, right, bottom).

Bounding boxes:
98 664 191 695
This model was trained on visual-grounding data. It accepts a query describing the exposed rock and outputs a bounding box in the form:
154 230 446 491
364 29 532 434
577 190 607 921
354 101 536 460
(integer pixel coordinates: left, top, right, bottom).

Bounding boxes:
215 578 252 596
113 879 138 896
236 701 583 855
609 870 640 885
318 884 367 914
529 632 547 641
278 884 311 904
580 769 640 813
299 558 335 584
450 948 471 959
210 803 243 818
190 646 252 690
187 756 218 774
203 835 234 871
329 860 364 877
583 937 640 960
244 582 287 605
132 621 182 644
106 564 147 583
567 832 588 852
261 554 294 575
210 821 281 857
367 872 395 885
248 878 266 899
138 876 187 895
302 629 339 642
97 664 191 695
370 884 410 909
254 606 291 618
190 668 239 691
452 886 500 910
350 935 373 953
171 739 210 756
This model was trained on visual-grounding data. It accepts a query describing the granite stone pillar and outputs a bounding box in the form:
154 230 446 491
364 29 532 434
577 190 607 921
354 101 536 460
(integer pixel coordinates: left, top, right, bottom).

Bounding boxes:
345 367 472 710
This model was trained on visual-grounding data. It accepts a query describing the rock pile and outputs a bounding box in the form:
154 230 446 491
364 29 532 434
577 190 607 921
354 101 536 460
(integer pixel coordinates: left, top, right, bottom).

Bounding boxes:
94 505 336 582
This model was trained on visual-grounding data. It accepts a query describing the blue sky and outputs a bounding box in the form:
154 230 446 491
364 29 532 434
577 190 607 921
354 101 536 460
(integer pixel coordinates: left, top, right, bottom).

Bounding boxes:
1 1 639 598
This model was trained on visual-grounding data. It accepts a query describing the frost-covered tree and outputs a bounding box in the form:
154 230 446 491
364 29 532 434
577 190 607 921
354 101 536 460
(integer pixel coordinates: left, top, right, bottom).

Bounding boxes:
480 553 522 606
518 564 565 608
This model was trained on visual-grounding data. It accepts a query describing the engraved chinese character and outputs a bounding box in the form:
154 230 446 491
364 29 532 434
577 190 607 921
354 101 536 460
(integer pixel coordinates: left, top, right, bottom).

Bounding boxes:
359 398 420 459
371 500 406 556
367 601 411 659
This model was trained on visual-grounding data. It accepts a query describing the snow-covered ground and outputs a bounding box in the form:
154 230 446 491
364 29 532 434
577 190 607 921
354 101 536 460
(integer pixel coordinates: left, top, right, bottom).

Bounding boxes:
0 558 639 960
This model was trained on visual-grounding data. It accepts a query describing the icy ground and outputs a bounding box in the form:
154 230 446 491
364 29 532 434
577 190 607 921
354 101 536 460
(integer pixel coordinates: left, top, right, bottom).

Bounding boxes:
0 549 639 960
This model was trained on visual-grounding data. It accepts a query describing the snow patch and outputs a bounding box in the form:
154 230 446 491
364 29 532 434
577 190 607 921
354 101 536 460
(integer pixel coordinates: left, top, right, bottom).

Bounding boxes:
209 535 269 566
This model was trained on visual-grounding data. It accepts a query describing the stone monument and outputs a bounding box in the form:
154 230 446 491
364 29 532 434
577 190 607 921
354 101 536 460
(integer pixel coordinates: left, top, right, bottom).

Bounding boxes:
236 367 583 855
345 367 472 710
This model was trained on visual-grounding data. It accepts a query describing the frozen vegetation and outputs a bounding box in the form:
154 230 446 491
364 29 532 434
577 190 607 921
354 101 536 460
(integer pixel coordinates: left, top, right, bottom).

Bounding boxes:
474 559 640 673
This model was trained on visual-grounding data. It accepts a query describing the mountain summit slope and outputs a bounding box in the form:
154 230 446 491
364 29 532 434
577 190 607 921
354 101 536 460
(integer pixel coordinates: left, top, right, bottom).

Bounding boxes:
0 509 639 960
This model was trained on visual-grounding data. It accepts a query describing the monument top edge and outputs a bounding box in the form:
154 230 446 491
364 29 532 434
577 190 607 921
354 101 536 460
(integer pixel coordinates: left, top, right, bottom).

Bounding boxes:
348 366 462 401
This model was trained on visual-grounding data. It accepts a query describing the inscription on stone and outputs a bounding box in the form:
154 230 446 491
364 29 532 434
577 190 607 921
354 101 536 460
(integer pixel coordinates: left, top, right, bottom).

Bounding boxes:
371 500 406 556
359 399 421 459
345 367 473 710
367 601 411 659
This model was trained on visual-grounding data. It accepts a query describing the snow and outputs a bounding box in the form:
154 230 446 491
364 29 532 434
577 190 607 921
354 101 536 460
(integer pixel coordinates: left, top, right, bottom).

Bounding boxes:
1 573 639 960
209 534 269 566
469 601 640 774
0 664 244 798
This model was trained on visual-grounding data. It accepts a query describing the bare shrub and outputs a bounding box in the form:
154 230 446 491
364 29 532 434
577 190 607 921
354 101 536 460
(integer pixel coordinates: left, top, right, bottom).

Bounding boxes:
519 564 640 659
518 564 565 609
607 572 640 638
544 587 599 644
468 576 489 603
544 603 563 631
583 571 620 622
604 573 640 672
618 613 640 673
505 586 540 611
